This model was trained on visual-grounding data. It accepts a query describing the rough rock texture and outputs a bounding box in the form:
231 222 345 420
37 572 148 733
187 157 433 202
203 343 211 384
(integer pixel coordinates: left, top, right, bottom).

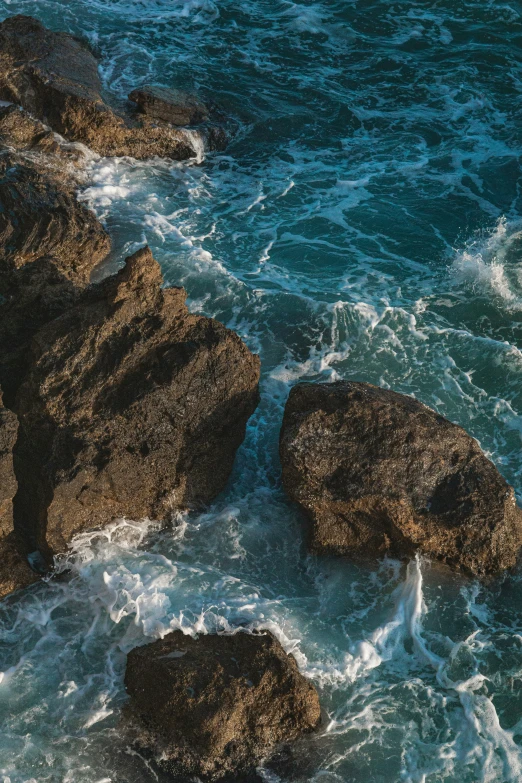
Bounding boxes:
0 389 18 537
0 117 110 401
0 258 80 405
0 103 62 154
124 629 321 781
129 85 208 126
0 150 110 287
0 15 209 160
0 390 37 598
280 381 522 576
13 247 260 562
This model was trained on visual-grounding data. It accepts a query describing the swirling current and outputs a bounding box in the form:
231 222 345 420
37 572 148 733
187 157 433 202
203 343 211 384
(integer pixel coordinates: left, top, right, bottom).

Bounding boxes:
1 0 522 781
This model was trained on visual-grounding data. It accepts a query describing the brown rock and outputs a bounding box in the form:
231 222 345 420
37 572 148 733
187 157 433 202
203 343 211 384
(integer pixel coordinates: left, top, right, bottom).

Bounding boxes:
280 381 522 576
0 257 79 405
129 85 208 126
0 151 110 288
0 390 38 599
0 532 39 599
0 134 110 402
124 629 321 781
0 16 211 160
0 104 60 153
13 247 260 562
0 387 18 537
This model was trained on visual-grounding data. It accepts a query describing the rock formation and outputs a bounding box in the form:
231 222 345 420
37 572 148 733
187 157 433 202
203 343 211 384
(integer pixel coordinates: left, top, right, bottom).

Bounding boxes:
0 390 37 598
280 381 522 576
0 105 110 402
124 629 321 781
13 247 260 564
0 15 220 159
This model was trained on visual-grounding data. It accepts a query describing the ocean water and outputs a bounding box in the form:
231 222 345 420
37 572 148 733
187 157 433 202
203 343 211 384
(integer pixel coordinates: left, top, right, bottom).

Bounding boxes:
1 0 522 781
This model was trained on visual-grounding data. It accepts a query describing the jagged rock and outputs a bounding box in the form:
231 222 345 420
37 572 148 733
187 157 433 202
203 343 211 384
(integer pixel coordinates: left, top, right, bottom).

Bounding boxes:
0 151 110 288
13 247 260 562
129 85 208 126
0 390 37 598
124 630 321 781
0 15 211 160
0 143 110 402
280 381 522 576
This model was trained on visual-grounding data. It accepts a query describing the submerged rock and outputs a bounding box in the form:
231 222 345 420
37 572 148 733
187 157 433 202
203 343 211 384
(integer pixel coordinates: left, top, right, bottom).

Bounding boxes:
0 15 214 160
129 85 209 126
0 390 37 598
13 247 260 562
124 629 321 781
280 381 522 576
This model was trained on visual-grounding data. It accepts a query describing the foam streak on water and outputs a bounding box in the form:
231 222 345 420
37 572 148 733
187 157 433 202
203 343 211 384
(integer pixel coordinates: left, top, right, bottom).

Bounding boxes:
2 0 522 780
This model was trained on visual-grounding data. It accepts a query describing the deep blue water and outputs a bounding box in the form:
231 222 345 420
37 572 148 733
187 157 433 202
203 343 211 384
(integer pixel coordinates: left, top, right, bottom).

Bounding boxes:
2 0 522 781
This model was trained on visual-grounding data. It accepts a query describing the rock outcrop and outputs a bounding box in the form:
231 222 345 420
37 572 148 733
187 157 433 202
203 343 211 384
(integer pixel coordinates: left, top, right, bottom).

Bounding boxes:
124 629 321 781
0 390 37 598
0 15 216 160
0 107 110 401
13 247 260 563
0 147 110 288
280 381 522 576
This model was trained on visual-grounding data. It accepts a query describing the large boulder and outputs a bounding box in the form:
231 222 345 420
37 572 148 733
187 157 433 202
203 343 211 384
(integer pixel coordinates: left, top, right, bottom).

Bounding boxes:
13 247 260 562
280 381 522 576
124 629 321 781
0 16 215 160
0 390 37 598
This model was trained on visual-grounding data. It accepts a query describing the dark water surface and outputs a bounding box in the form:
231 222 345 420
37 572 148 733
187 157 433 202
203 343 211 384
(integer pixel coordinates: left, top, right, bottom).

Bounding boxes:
1 0 522 781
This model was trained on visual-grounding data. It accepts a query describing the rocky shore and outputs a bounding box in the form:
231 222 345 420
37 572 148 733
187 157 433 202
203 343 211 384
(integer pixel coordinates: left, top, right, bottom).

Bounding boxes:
0 17 255 590
1 12 522 783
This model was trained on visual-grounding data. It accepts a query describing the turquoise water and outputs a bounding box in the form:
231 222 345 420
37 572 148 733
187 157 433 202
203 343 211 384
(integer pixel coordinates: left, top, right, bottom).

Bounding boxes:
2 0 522 780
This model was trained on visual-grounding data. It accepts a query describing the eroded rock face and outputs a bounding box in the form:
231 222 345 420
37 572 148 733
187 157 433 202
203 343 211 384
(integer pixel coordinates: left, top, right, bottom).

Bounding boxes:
124 629 321 781
0 390 37 598
0 15 210 160
13 247 260 562
280 381 522 576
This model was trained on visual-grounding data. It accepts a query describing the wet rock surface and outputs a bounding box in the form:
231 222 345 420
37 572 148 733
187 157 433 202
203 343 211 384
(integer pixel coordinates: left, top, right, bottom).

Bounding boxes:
280 381 522 576
124 629 321 781
13 247 260 562
0 390 37 598
0 15 216 160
